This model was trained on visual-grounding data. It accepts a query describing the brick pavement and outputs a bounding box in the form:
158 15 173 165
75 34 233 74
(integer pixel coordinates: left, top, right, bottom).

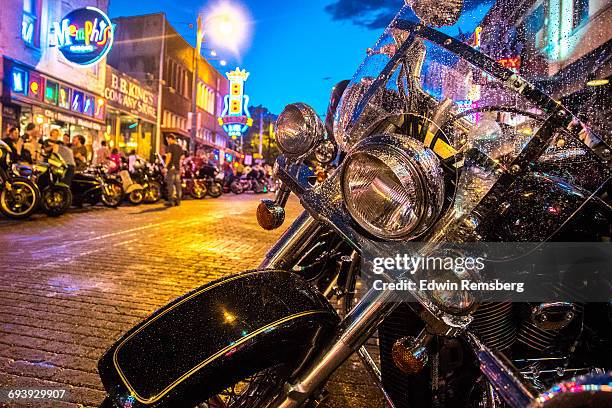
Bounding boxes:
0 194 384 408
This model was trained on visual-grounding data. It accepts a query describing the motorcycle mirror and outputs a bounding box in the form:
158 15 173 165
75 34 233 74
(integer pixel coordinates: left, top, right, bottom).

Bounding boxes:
325 80 350 139
405 0 463 27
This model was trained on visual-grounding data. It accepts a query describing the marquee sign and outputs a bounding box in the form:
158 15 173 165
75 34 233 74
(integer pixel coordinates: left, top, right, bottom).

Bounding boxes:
104 67 157 122
51 7 114 66
218 67 253 139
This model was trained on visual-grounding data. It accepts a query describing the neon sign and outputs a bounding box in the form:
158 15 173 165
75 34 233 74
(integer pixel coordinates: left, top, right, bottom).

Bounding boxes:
51 7 114 66
218 67 253 138
22 14 35 46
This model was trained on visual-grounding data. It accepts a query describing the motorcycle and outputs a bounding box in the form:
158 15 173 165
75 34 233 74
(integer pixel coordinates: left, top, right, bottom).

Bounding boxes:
0 140 40 219
131 158 163 204
71 164 124 208
111 161 145 205
98 2 612 408
230 171 267 194
30 149 72 217
198 165 223 198
181 161 207 199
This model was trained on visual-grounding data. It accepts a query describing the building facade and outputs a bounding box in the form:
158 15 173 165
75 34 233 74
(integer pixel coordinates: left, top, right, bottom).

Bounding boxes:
477 0 611 137
107 13 230 158
104 66 158 159
0 0 110 146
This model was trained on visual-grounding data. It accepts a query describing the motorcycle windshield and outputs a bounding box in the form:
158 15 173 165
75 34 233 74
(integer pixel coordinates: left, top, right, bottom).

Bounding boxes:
333 5 609 242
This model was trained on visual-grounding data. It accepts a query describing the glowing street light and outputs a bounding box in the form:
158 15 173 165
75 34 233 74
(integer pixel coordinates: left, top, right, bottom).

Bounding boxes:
190 1 251 153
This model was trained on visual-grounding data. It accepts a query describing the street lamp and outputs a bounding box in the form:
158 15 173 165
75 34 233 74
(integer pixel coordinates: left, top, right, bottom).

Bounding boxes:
190 2 249 153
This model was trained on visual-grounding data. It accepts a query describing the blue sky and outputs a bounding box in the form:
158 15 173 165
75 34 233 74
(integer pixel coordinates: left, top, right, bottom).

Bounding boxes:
109 1 494 116
108 0 392 116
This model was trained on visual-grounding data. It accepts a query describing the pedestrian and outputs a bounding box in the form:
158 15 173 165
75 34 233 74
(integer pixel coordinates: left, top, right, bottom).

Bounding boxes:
108 148 122 173
2 127 23 163
23 123 41 164
63 133 72 148
49 128 75 185
93 140 110 165
72 135 88 171
164 134 184 206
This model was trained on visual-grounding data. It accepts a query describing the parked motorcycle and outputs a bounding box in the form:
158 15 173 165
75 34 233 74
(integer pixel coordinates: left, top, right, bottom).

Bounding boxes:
98 2 612 408
198 165 223 198
111 161 145 205
71 164 124 208
131 158 163 204
181 161 207 199
32 149 72 217
0 140 40 219
230 172 267 194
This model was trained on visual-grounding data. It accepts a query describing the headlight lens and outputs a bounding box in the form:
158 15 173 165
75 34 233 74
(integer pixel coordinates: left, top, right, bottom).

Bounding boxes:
341 134 444 240
275 103 324 157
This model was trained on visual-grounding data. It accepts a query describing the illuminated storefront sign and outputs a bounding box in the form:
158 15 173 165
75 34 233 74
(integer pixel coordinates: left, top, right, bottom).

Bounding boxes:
104 67 157 123
28 72 43 100
22 14 35 46
51 7 114 66
44 80 58 105
6 61 106 121
218 67 253 139
58 85 71 110
72 90 84 113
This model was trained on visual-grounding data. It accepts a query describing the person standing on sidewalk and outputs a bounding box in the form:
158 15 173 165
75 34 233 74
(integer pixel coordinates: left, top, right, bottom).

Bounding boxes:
165 134 184 206
49 128 76 185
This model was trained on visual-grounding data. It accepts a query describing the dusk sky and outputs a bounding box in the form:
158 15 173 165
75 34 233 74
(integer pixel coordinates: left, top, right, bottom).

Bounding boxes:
109 1 494 117
108 0 406 117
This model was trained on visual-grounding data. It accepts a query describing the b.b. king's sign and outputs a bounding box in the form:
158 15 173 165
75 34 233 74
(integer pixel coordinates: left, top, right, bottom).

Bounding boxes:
51 7 114 66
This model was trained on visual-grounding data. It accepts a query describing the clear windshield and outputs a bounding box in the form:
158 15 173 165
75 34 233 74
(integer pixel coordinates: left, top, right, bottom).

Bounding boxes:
333 5 609 242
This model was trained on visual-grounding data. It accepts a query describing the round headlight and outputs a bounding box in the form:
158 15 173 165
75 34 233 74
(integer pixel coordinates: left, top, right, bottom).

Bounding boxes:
341 134 444 240
275 103 324 157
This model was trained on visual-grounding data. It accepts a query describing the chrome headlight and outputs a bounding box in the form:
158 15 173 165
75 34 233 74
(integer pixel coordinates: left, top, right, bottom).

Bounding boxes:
341 134 444 240
275 103 324 157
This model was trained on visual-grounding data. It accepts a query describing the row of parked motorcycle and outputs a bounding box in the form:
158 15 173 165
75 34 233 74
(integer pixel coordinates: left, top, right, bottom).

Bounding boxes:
0 142 252 220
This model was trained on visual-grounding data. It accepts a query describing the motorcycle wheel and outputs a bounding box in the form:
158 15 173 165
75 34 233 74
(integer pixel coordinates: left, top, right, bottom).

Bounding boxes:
101 180 124 208
144 181 162 204
230 181 244 195
41 185 72 217
128 189 144 205
201 365 288 407
208 182 223 198
192 181 207 199
0 177 40 220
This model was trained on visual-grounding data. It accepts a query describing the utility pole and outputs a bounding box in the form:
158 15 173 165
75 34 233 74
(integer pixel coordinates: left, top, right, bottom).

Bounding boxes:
190 15 203 155
258 109 263 156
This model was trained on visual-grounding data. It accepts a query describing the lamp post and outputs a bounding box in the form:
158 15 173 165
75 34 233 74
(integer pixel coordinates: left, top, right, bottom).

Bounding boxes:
189 3 247 155
190 16 203 155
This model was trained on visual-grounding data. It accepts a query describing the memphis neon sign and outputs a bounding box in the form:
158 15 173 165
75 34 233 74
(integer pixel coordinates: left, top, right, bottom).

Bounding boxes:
218 68 253 139
51 7 114 66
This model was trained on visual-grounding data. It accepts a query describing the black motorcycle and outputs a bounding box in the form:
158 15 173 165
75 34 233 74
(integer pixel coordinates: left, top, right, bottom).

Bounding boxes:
71 164 124 208
31 150 72 217
131 158 163 204
0 140 40 219
98 2 612 408
198 165 223 198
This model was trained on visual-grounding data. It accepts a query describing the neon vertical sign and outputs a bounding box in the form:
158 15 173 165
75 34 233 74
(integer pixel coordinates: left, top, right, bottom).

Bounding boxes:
218 67 253 138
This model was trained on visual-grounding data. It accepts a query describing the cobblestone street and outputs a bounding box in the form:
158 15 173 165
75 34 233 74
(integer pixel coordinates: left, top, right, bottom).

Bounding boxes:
0 194 383 408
